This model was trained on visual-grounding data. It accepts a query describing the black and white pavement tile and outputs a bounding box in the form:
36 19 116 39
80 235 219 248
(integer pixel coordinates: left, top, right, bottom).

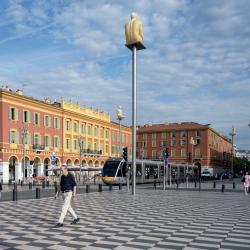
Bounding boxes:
0 189 250 250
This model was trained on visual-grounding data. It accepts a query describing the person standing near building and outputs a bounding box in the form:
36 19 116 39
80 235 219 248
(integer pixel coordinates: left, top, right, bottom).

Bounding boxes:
243 172 250 195
0 182 2 200
55 166 79 227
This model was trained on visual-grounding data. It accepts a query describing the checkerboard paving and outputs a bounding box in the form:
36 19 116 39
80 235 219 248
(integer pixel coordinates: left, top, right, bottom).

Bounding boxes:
0 188 250 250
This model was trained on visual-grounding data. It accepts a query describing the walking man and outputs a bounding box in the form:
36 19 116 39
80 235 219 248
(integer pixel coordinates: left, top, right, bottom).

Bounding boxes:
55 166 79 227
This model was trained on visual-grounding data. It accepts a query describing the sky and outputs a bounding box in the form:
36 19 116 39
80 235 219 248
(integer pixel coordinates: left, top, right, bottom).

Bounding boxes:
0 0 249 149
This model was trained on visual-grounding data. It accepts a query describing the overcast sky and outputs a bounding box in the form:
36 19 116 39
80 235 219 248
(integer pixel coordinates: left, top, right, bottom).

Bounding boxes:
0 0 249 149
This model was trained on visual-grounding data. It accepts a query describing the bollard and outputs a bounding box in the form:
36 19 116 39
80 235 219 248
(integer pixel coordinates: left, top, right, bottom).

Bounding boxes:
36 188 40 199
33 180 36 186
109 184 112 191
194 180 197 188
98 184 102 192
222 184 225 192
86 184 89 193
248 187 250 193
8 180 11 186
14 183 17 190
213 182 216 189
119 183 122 190
12 189 18 201
233 182 235 189
154 180 156 190
42 181 45 189
46 180 49 187
29 182 32 190
21 181 23 186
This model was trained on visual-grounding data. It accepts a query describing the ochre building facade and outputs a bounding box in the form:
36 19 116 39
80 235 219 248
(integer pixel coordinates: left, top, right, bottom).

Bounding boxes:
0 87 131 183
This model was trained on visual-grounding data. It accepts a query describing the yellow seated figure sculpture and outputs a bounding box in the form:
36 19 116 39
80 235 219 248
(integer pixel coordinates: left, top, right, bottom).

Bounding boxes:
125 12 144 45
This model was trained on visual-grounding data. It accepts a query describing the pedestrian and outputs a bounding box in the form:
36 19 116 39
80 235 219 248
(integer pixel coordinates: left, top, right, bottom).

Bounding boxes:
0 182 2 200
54 166 79 227
243 172 250 195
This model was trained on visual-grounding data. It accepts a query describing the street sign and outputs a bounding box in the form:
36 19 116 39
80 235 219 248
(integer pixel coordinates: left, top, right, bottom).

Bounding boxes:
50 152 56 164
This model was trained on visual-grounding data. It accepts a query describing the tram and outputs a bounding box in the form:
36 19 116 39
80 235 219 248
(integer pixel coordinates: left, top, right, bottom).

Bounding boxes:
102 157 196 185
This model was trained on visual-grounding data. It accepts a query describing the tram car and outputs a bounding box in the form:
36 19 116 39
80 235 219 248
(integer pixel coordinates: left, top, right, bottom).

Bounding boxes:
102 157 196 185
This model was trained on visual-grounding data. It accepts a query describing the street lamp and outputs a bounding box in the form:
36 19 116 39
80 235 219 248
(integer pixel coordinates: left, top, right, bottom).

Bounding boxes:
78 137 84 181
21 121 27 182
189 137 195 188
116 106 125 157
229 126 236 178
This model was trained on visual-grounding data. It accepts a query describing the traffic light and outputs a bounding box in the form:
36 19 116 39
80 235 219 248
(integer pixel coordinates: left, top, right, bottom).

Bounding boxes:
165 148 169 159
188 152 191 161
123 147 128 162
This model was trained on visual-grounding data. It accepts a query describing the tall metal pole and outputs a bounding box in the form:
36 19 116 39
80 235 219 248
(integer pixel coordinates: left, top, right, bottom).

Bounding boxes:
22 122 26 182
132 45 137 196
119 120 122 157
231 133 234 177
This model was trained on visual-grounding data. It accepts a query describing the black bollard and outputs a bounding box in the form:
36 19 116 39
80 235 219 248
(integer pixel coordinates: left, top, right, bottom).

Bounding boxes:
46 180 49 187
42 181 45 189
98 184 102 192
33 180 36 186
222 184 225 192
12 189 18 201
21 181 23 186
29 182 32 190
14 183 17 190
233 182 235 189
86 184 89 193
109 184 112 191
194 180 197 188
36 188 40 199
154 180 156 190
176 180 179 190
119 183 122 190
213 182 216 189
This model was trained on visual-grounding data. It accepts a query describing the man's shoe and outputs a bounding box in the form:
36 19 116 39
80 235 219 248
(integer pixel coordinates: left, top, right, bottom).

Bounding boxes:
71 218 80 224
56 223 63 227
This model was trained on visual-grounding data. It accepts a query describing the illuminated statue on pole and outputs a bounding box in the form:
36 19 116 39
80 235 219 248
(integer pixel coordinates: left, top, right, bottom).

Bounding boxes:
125 12 144 45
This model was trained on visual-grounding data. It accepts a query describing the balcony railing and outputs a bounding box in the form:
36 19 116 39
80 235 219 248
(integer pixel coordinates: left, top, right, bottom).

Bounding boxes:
82 149 102 155
33 144 45 151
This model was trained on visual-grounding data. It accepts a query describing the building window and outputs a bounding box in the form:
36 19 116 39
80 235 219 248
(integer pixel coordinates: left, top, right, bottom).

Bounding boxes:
94 142 97 151
142 150 147 159
81 123 86 134
74 139 77 150
171 149 175 157
23 110 30 123
9 107 18 121
54 117 60 129
88 125 92 136
143 133 147 140
170 131 176 138
106 144 109 154
170 139 176 147
9 130 19 144
54 137 60 148
100 128 104 138
66 139 71 149
105 130 109 139
181 148 187 157
180 131 187 137
44 115 51 127
180 140 186 146
142 141 147 148
66 120 71 131
73 122 78 133
152 133 156 139
152 150 157 159
44 136 50 147
112 131 116 141
160 140 167 147
34 134 41 145
94 127 98 137
195 130 201 137
34 113 39 125
195 138 201 145
195 148 201 158
112 145 116 154
162 132 166 139
152 140 157 147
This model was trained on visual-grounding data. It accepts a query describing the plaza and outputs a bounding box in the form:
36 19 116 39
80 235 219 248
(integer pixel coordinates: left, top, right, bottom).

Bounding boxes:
0 188 250 250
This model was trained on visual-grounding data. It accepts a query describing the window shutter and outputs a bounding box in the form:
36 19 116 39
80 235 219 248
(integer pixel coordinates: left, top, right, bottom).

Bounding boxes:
27 111 30 123
44 116 46 126
16 131 19 144
15 108 18 121
9 131 12 143
9 107 12 120
49 136 51 147
58 119 60 129
49 116 51 127
22 111 25 122
34 113 36 124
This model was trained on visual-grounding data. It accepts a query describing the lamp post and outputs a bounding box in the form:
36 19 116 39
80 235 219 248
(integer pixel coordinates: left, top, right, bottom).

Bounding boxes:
21 121 27 182
229 127 236 178
125 13 146 196
116 106 125 157
189 137 195 188
78 137 84 181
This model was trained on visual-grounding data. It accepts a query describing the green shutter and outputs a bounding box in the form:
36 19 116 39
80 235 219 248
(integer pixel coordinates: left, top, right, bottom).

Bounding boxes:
9 131 12 143
15 108 18 121
27 111 30 123
22 111 25 122
9 107 12 120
